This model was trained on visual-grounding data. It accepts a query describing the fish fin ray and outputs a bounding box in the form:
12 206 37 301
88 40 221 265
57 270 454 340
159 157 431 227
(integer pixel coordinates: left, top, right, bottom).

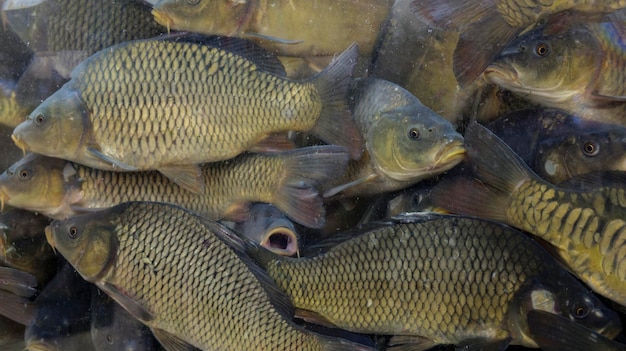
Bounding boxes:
590 91 626 101
410 0 496 30
151 328 195 351
86 147 138 170
318 336 376 351
248 133 295 153
243 32 304 45
0 290 35 325
456 337 511 351
98 282 155 322
0 266 37 298
323 174 378 198
294 308 338 328
158 164 204 194
387 334 436 351
454 17 519 87
273 145 349 228
309 43 364 159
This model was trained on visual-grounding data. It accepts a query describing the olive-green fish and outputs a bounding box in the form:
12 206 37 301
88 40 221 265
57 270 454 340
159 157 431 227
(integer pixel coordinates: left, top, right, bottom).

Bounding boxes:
431 122 626 307
411 0 626 87
324 78 465 198
244 213 621 350
0 145 348 228
485 21 626 126
45 201 375 351
11 36 362 193
151 0 393 58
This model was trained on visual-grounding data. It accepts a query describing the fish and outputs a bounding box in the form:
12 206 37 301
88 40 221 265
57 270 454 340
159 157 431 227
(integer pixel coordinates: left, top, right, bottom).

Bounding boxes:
45 201 376 351
24 262 96 351
488 108 626 184
11 35 363 193
485 21 626 126
0 145 348 228
151 0 393 58
0 266 37 325
0 124 23 172
90 286 161 351
0 208 57 285
0 315 26 351
411 0 626 88
323 78 465 198
242 212 621 350
527 309 626 351
431 122 626 307
231 202 301 257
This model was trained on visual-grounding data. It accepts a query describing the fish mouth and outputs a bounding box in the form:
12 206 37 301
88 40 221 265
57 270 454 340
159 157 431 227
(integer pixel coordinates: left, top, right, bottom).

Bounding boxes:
483 63 520 87
434 141 466 168
261 225 299 257
0 189 9 211
44 225 57 254
596 315 623 339
10 133 28 155
25 340 56 351
151 9 173 33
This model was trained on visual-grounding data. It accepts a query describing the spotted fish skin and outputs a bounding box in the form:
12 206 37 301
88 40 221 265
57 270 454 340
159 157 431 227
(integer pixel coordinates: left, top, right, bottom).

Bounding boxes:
249 214 619 349
46 202 374 351
432 122 626 307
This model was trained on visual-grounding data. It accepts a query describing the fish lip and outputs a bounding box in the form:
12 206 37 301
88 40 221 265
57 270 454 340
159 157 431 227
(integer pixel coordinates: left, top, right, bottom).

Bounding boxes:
44 225 56 254
434 140 466 167
10 133 28 155
151 8 173 32
483 62 519 84
0 188 9 211
24 340 55 351
596 315 623 339
261 225 299 257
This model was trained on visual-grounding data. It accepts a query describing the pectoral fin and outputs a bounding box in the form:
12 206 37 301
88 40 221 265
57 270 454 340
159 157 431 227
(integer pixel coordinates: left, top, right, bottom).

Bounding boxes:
158 164 204 194
151 328 196 351
323 174 378 198
86 147 138 171
98 282 155 323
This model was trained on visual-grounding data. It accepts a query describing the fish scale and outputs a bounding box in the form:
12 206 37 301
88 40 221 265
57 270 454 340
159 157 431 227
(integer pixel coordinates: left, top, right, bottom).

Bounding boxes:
47 202 373 351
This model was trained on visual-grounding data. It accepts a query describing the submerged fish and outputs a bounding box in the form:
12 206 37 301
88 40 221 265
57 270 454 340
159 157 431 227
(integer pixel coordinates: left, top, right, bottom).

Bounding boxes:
151 0 393 58
11 36 362 193
485 21 626 126
488 108 626 184
0 266 37 325
324 78 465 198
527 309 626 351
0 315 25 350
45 201 375 351
232 203 301 257
24 262 95 351
244 213 620 350
411 0 626 87
0 146 347 228
432 122 626 307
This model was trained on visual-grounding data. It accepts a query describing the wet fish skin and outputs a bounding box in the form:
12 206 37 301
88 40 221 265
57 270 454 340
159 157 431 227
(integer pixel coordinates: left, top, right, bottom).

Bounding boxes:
247 213 620 349
11 36 362 193
0 146 348 228
46 201 375 351
485 21 626 126
411 0 626 87
488 108 626 184
431 122 626 307
324 78 465 198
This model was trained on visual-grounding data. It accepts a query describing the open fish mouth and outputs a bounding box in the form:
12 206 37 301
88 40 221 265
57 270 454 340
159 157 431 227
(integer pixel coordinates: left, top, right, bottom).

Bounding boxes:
10 133 28 155
261 226 299 257
151 9 173 33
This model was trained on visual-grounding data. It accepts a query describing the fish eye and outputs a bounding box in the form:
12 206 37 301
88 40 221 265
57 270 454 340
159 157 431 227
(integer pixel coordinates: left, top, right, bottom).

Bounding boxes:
582 141 599 156
408 128 420 140
186 0 200 5
68 226 79 239
35 114 46 125
535 43 550 57
573 304 590 319
18 168 32 181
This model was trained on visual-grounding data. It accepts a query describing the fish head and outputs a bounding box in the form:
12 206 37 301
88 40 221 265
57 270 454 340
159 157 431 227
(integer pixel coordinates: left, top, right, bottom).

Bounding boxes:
12 87 89 162
507 277 621 348
535 124 626 182
0 154 74 216
484 24 601 105
366 106 465 182
152 0 251 35
46 211 118 282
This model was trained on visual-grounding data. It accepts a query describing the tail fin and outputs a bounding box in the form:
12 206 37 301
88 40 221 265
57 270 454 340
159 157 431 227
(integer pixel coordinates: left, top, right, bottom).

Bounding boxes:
431 122 537 222
309 43 364 159
274 145 349 228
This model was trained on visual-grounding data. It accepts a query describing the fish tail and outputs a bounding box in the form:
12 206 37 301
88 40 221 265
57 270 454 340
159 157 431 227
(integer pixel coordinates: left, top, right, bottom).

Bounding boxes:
431 122 537 222
309 43 364 159
274 145 349 228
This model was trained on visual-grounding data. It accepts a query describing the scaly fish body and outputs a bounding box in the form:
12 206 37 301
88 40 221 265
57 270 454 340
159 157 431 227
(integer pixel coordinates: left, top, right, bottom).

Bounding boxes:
432 123 626 307
249 213 620 349
324 78 465 198
152 0 393 58
11 37 361 192
488 108 626 184
0 146 348 228
46 202 374 351
486 21 626 125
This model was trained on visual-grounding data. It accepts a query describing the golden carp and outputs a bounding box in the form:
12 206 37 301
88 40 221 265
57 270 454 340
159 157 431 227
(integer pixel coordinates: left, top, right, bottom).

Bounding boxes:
244 213 621 349
432 122 626 307
46 201 375 351
11 36 362 193
0 145 348 228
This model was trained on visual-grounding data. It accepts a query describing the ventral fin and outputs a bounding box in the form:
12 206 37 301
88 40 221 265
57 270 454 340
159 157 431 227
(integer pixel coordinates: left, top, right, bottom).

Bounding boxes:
151 328 196 351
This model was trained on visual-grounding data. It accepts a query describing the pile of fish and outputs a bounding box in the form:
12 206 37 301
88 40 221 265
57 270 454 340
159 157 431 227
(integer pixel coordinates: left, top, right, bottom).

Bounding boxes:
0 0 625 350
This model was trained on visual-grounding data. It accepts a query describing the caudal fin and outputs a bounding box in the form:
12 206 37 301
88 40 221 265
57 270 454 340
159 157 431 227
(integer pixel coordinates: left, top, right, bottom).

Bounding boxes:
274 145 349 228
310 43 364 160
